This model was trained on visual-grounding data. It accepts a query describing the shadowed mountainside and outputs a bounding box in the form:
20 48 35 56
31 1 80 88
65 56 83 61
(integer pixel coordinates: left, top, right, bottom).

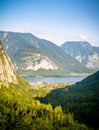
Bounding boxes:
38 71 99 129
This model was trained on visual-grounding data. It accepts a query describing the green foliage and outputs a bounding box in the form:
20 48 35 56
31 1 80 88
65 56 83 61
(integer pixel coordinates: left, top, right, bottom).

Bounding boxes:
0 82 90 130
38 71 99 129
18 69 65 77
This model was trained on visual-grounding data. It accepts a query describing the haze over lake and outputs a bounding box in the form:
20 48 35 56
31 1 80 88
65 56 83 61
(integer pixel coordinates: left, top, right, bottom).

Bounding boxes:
24 76 86 83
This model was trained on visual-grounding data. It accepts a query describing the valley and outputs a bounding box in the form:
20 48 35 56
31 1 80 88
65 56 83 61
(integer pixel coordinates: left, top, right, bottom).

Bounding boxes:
1 0 99 129
0 35 99 130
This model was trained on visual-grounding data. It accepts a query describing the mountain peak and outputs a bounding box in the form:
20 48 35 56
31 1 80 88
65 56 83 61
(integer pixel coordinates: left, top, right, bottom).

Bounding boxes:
62 41 91 46
0 31 91 76
60 41 99 69
80 41 91 48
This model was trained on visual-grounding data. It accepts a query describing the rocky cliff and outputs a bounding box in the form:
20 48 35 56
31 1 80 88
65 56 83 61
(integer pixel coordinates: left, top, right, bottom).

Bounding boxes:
0 41 17 86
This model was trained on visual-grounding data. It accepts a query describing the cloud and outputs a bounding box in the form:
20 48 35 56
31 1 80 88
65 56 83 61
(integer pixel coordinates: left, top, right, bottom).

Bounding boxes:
24 23 91 45
80 34 88 41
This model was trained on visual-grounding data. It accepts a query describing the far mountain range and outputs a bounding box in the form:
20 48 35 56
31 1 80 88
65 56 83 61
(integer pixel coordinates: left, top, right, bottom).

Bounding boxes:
60 41 99 69
0 31 98 77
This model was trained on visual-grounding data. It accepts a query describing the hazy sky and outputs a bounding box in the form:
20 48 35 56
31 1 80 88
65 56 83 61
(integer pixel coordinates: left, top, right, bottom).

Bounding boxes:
0 0 99 46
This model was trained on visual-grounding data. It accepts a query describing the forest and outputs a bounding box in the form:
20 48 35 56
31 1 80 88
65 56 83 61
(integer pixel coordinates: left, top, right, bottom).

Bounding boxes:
38 71 99 129
0 71 99 130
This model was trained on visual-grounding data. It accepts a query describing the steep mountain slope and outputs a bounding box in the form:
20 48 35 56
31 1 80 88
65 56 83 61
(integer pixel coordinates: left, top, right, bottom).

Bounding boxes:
0 41 17 86
0 42 90 130
0 31 91 76
60 41 99 69
39 71 99 129
0 40 31 89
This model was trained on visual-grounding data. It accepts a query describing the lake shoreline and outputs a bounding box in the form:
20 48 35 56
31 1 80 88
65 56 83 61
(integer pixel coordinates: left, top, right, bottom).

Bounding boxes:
22 72 90 78
24 76 86 84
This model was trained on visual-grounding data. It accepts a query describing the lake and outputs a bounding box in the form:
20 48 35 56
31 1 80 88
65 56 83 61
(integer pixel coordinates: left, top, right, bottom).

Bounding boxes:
24 76 86 83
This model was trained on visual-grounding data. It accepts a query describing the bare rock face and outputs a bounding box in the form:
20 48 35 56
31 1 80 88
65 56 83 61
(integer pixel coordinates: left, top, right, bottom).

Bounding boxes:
0 31 91 76
14 53 58 71
60 41 99 69
0 41 17 86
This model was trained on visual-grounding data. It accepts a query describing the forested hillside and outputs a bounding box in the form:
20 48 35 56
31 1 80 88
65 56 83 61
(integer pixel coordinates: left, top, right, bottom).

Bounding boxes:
0 41 91 130
0 0 99 129
0 81 91 130
39 71 99 129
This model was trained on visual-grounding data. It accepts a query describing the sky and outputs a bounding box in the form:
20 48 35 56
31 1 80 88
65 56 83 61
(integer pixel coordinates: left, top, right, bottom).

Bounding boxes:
0 0 99 46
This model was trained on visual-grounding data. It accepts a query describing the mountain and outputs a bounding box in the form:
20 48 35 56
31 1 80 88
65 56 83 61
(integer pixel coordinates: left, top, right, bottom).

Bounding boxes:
0 40 32 89
0 31 91 77
39 71 99 129
0 42 90 130
60 41 99 69
0 40 17 86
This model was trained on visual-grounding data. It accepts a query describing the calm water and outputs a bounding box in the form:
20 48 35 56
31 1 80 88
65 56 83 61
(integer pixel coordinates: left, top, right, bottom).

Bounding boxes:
24 76 86 83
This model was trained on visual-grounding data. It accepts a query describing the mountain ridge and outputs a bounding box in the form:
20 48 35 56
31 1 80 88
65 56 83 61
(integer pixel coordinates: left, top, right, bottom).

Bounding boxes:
0 31 91 76
0 40 91 130
38 70 99 129
60 41 99 69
